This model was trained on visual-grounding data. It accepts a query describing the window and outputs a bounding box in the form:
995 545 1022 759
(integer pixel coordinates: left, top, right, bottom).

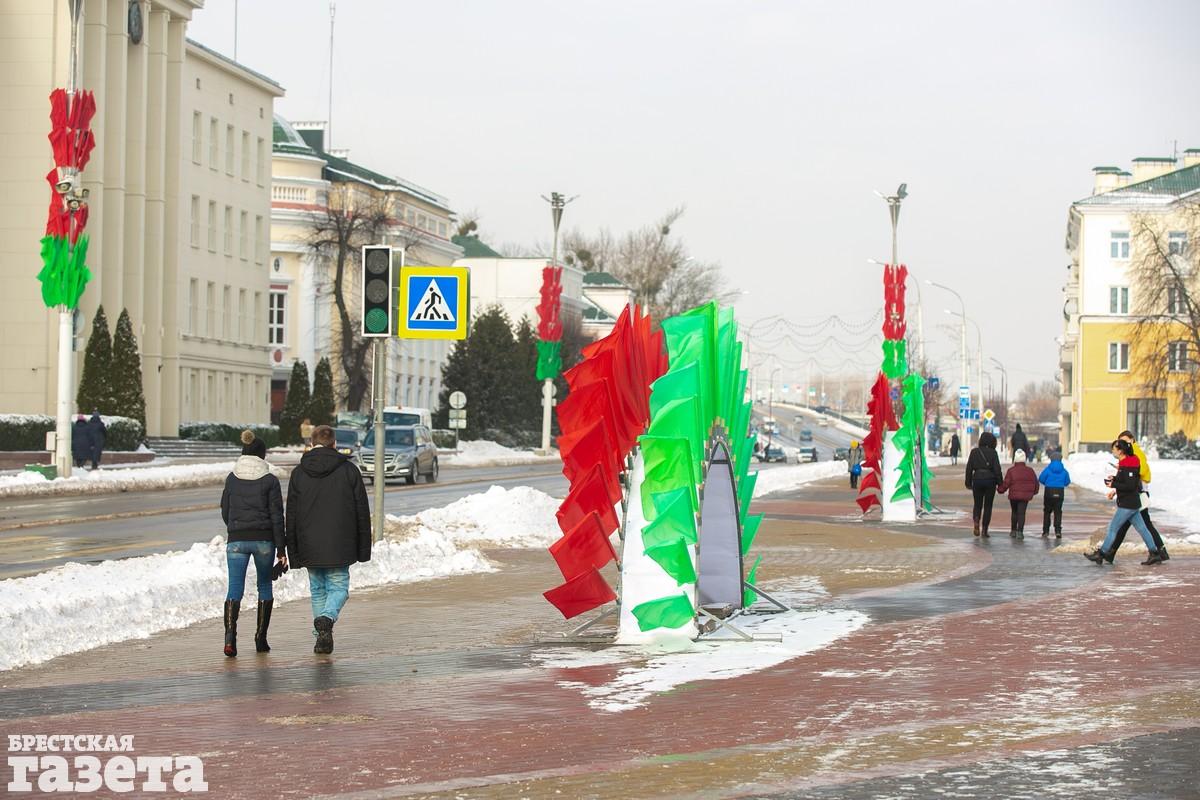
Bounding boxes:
1109 286 1129 314
225 125 235 174
1169 231 1188 256
207 201 217 251
222 285 231 339
209 116 218 169
254 215 264 264
241 131 250 181
206 282 216 337
188 279 199 334
224 205 233 255
1168 286 1188 315
253 291 263 345
256 137 265 186
238 289 247 341
1108 342 1129 372
191 112 202 163
1127 398 1166 441
438 221 447 237
1168 341 1191 372
1110 231 1130 260
268 291 286 345
239 210 248 260
189 195 200 247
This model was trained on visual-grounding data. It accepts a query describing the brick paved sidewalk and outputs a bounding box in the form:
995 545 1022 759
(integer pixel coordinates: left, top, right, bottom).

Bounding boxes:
2 468 1196 799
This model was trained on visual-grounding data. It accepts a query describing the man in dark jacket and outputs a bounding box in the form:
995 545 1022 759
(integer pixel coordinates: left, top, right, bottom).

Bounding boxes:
286 425 371 654
71 415 92 468
86 412 106 469
1010 424 1030 464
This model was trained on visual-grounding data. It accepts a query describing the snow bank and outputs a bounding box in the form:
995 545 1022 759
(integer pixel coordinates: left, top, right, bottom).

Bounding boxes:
0 485 560 671
0 462 273 499
752 460 848 497
1067 452 1200 537
441 440 560 467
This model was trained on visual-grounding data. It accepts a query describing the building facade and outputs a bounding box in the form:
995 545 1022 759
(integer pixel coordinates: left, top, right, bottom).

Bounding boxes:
1060 151 1200 452
455 256 587 336
0 0 281 434
269 118 462 418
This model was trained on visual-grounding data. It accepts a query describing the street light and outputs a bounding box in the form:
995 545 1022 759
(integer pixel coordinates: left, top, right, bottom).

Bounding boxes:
944 308 983 438
538 191 578 454
768 366 782 439
990 357 1008 442
927 281 972 453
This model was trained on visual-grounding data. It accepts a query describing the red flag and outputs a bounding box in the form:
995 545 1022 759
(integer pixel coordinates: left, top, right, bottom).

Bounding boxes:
543 567 617 619
556 462 620 535
549 511 618 581
563 350 639 450
557 376 619 438
856 492 881 513
558 417 623 503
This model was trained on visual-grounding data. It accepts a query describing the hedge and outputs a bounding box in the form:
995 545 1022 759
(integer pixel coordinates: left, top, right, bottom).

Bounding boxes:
0 414 144 451
179 422 281 449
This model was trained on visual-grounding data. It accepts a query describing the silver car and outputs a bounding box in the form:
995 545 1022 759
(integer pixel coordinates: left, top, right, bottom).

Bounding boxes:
356 425 438 485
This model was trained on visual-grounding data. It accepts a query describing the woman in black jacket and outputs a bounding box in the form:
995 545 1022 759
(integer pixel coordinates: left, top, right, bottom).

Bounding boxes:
219 431 286 657
1085 439 1163 566
964 431 1004 537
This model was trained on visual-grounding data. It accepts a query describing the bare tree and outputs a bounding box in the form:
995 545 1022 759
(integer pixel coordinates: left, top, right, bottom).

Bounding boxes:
1128 201 1200 415
1015 380 1060 425
305 185 393 411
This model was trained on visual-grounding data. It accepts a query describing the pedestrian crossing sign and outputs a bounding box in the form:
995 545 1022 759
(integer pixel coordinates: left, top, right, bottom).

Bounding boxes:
396 266 470 340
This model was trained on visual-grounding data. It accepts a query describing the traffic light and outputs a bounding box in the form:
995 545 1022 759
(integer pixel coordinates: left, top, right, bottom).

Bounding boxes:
361 244 393 338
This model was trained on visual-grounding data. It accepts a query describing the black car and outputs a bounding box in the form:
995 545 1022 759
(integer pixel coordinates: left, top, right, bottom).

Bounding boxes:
756 444 787 463
833 446 849 461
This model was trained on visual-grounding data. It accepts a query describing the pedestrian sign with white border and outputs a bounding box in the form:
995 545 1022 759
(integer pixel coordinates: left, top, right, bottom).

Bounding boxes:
396 265 470 339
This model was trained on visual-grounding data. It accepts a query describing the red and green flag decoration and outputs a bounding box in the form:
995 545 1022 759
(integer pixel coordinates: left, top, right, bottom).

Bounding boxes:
541 301 766 638
535 265 564 380
38 88 96 310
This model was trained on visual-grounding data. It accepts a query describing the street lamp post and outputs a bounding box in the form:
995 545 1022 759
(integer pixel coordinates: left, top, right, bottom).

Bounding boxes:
990 357 1008 443
768 366 781 439
539 191 576 454
928 281 971 454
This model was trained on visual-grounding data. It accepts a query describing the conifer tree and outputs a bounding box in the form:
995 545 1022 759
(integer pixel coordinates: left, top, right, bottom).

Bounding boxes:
76 304 113 414
437 305 515 438
279 360 311 445
308 357 336 426
512 316 542 433
110 308 147 428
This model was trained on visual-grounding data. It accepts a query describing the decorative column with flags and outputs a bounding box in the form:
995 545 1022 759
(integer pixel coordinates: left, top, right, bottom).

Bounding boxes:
536 264 563 452
39 0 94 478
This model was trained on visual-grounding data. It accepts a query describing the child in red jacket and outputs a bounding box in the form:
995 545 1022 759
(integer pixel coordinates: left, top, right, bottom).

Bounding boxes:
998 449 1040 539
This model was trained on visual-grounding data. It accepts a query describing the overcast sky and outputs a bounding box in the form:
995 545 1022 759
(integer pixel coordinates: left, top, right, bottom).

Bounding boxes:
191 0 1200 393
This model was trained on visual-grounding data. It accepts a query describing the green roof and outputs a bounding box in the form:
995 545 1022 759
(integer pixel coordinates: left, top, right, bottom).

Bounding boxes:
1132 156 1175 163
1076 163 1200 206
451 235 503 258
272 116 317 156
582 270 627 287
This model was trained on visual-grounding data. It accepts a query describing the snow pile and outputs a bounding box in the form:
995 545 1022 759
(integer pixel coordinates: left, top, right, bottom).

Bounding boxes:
0 462 274 499
1067 452 1200 537
752 460 849 497
537 595 867 712
441 440 560 467
0 485 560 671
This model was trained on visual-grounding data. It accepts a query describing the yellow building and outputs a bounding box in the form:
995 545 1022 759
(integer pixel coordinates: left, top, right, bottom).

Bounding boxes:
1061 151 1200 451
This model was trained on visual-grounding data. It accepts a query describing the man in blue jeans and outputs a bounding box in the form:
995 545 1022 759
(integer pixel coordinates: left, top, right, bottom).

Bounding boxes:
286 425 372 654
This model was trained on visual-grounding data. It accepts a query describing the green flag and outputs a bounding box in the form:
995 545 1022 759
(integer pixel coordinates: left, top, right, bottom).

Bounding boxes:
649 362 701 420
642 488 698 547
644 537 697 586
639 435 695 518
662 311 715 434
534 339 562 381
742 554 763 607
631 593 695 632
716 308 738 425
740 513 763 555
738 469 758 524
881 339 908 379
734 431 756 482
646 396 703 483
37 234 91 310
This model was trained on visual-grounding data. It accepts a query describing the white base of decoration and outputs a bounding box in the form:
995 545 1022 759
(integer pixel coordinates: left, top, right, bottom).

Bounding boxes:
616 451 699 644
880 430 916 523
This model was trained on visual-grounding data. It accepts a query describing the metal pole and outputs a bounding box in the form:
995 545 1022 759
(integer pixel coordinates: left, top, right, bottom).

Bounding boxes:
371 338 385 543
328 2 335 149
540 192 566 454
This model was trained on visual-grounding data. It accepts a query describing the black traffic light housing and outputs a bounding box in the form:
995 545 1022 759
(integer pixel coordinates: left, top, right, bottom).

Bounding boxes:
361 245 393 338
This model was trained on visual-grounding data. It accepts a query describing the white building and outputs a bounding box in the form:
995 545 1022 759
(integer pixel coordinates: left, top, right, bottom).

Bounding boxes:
455 256 586 334
0 0 281 434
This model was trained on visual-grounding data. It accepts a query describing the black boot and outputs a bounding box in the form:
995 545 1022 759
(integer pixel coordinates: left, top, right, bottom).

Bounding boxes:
314 616 334 654
254 600 274 653
1141 551 1163 566
223 600 240 657
1084 549 1108 565
1159 546 1170 561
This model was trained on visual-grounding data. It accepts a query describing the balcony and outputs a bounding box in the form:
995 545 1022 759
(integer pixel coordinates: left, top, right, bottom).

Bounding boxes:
1059 394 1074 415
272 184 312 204
1059 340 1076 369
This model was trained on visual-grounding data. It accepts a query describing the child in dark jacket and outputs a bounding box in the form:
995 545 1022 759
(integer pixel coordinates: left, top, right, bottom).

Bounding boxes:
998 449 1039 539
1038 452 1071 537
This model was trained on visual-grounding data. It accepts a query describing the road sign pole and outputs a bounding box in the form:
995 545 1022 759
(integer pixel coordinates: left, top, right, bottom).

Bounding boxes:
372 337 386 544
540 377 553 454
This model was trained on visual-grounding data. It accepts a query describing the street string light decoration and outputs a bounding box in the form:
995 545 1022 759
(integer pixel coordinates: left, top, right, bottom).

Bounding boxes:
544 302 779 639
534 265 563 381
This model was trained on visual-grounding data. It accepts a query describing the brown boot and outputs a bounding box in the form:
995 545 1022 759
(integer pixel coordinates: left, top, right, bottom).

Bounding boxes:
973 521 981 537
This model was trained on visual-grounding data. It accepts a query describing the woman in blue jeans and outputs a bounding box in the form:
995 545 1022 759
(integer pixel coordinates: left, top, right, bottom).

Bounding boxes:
1085 439 1162 566
219 432 286 656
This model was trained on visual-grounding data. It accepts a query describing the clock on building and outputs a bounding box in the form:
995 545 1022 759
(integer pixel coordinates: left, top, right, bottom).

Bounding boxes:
127 1 143 45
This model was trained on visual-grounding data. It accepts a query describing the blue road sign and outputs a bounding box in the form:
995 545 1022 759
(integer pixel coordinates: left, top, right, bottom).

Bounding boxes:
397 266 470 340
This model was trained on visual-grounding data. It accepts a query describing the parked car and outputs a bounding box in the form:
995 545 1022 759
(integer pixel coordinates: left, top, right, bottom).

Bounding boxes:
799 429 814 441
356 424 438 485
798 446 819 463
756 444 788 463
833 446 850 461
333 427 360 457
813 405 830 414
818 417 829 426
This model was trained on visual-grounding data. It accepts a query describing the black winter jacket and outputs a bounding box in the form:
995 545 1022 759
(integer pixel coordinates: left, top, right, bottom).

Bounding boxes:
965 446 1003 489
1110 456 1144 510
221 456 285 549
1011 429 1030 456
286 446 372 568
71 420 92 460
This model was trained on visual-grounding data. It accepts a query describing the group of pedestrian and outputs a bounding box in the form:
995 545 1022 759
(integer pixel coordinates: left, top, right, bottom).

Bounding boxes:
963 430 1072 539
70 412 107 469
219 424 372 657
1085 431 1169 567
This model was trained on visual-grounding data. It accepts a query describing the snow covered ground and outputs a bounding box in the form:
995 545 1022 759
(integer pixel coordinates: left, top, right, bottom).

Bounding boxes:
1066 452 1200 546
0 461 276 499
0 485 561 671
440 440 560 467
752 460 850 497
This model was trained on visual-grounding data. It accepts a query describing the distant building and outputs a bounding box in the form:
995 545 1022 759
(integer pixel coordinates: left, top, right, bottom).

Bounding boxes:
0 1 281 435
455 256 586 336
581 271 634 339
269 118 462 418
1060 150 1200 451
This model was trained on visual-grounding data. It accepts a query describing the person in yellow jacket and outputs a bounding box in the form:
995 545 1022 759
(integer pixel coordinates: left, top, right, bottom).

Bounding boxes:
1108 430 1169 560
